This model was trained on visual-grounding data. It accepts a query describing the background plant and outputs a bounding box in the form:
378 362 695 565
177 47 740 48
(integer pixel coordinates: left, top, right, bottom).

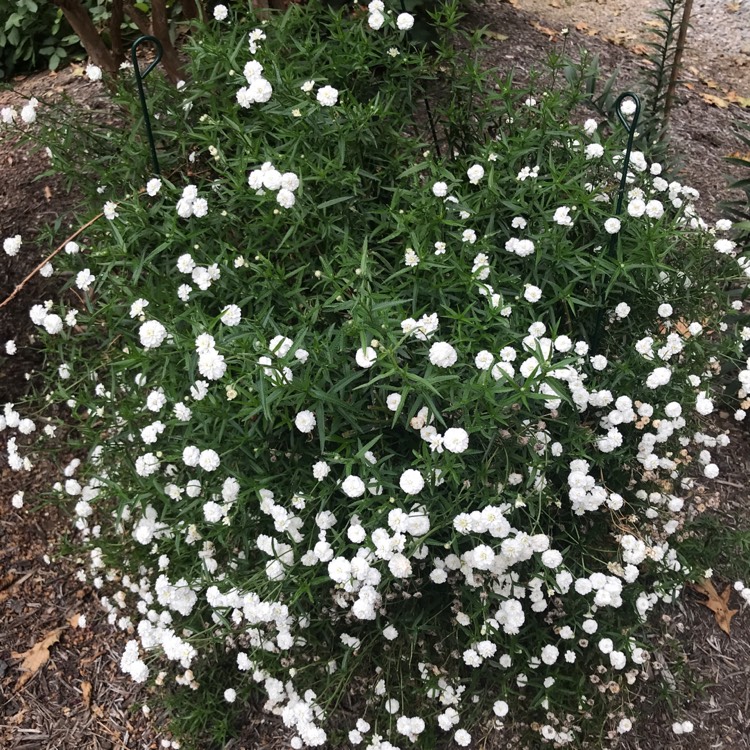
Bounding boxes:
2 1 749 748
637 0 695 168
0 0 103 78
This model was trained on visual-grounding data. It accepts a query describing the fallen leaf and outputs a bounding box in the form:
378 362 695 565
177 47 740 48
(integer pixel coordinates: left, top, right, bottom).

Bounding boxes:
629 43 650 55
531 20 560 39
726 151 750 160
726 1 741 11
700 93 730 108
0 571 33 605
550 0 561 7
725 91 750 107
11 627 64 689
44 185 53 200
82 680 92 708
92 704 105 718
691 579 739 636
479 30 509 42
69 613 81 628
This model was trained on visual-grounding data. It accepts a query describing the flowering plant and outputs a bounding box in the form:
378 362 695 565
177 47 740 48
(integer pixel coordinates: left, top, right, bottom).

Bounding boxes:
3 1 750 747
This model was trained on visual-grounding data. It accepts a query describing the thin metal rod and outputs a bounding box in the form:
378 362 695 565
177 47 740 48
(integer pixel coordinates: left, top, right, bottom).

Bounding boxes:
592 92 641 350
663 0 694 123
611 92 642 235
131 34 164 176
424 98 442 159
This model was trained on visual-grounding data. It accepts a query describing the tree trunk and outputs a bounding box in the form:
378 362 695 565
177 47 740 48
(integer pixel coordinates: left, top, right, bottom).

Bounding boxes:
181 0 201 21
123 0 152 36
50 0 117 75
150 0 184 84
110 0 125 66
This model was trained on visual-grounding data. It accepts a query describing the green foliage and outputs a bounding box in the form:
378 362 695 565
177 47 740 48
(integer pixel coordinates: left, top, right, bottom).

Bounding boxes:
0 0 77 78
721 121 750 245
5 2 750 748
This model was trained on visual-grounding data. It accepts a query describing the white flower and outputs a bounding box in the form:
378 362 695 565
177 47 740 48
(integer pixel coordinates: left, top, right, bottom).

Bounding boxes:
585 143 604 159
269 335 294 357
388 553 412 578
3 235 22 256
295 410 317 433
454 729 471 747
404 248 420 267
221 305 242 326
276 188 296 210
103 201 118 220
213 4 229 20
75 269 95 291
696 394 714 415
368 11 385 29
224 688 236 702
467 164 485 185
715 238 736 255
627 198 646 217
355 346 377 368
199 449 221 471
42 314 63 335
386 393 402 411
553 206 574 226
342 475 366 498
604 217 621 234
432 181 448 197
139 320 167 349
198 349 226 380
523 285 542 303
146 178 162 196
443 427 469 454
21 100 37 124
192 197 208 217
615 302 630 319
645 199 664 219
313 461 330 480
541 549 563 568
658 303 673 317
645 366 671 389
64 241 80 255
396 12 415 30
317 85 339 107
86 63 103 82
428 341 457 368
399 469 424 495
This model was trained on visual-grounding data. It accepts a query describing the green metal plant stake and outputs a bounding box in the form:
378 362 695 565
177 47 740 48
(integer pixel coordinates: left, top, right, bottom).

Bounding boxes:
131 35 164 176
592 91 642 349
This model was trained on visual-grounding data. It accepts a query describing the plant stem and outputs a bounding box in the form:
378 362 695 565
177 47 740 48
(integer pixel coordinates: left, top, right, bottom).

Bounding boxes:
663 0 694 122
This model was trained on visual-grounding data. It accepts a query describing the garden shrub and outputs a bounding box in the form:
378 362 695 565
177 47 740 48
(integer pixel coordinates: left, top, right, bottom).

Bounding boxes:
3 1 750 747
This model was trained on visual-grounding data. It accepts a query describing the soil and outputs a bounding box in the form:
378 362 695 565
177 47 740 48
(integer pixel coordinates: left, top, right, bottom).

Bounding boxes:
2 2 750 749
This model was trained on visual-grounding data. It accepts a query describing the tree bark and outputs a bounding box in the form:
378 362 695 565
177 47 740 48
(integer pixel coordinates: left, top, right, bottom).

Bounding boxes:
123 0 152 36
110 0 125 66
181 0 201 21
150 0 184 84
50 0 117 75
